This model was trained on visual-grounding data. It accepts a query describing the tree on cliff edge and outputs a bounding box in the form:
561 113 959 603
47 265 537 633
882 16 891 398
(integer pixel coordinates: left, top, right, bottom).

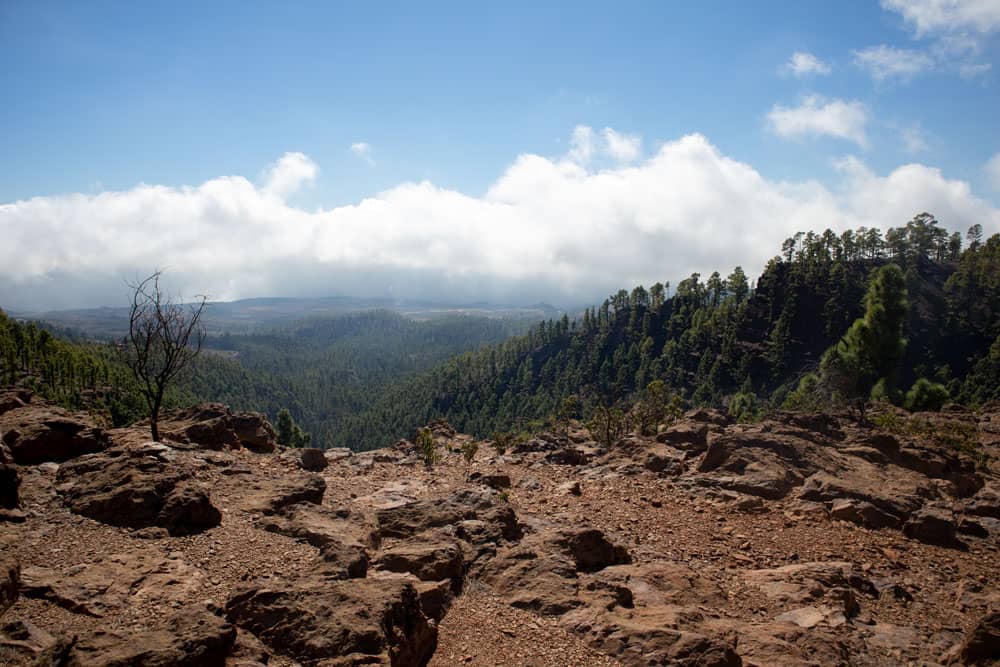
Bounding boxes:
123 271 206 442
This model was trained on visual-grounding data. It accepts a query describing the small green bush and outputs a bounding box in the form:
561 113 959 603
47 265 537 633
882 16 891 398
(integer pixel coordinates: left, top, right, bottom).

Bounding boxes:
417 427 437 467
904 378 949 412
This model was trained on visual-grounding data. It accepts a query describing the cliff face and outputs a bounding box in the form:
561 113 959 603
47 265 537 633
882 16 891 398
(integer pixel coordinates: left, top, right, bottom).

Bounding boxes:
2 394 999 666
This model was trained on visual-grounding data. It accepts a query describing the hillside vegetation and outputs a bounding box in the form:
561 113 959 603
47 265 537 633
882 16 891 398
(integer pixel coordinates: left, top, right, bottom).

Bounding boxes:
2 214 997 451
340 215 999 447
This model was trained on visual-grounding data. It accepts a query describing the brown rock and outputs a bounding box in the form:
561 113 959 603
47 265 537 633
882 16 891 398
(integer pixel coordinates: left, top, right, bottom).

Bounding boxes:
238 474 326 515
903 506 964 549
33 606 235 667
960 609 1000 663
20 549 205 617
259 502 379 550
0 405 109 464
467 471 512 490
0 620 57 659
376 488 520 541
231 412 277 453
657 422 710 453
0 463 19 509
1 555 18 617
55 448 221 534
375 531 465 591
298 447 327 471
829 498 900 529
226 574 436 665
0 389 31 416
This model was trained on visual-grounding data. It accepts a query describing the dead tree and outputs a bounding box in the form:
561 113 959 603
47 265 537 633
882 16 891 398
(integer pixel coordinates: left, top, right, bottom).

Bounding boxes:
123 271 206 441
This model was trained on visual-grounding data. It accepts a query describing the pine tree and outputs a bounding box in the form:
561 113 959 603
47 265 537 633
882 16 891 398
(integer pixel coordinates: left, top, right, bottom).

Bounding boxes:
819 264 908 411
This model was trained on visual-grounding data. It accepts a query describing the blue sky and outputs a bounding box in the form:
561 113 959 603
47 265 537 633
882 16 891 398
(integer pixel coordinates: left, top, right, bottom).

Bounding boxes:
2 1 1000 310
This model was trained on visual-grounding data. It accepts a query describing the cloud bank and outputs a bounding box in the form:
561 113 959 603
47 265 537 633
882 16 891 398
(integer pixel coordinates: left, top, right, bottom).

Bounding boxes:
2 129 999 311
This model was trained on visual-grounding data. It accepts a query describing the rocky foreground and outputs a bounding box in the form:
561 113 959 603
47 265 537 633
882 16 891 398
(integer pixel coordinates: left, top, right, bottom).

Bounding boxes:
1 389 999 666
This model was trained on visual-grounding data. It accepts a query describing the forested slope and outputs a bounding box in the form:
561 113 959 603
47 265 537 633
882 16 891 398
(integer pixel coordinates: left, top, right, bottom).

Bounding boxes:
340 215 999 448
0 308 532 447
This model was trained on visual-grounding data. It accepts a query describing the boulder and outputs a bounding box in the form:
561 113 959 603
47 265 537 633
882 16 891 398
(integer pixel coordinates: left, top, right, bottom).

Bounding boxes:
0 405 109 464
258 502 379 551
1 556 18 617
156 403 279 451
467 471 512 490
298 447 327 471
959 609 1000 664
230 412 277 453
0 620 57 659
0 389 31 416
156 482 222 535
20 549 206 617
829 498 901 529
798 471 924 523
374 531 465 591
480 526 631 616
903 506 964 549
376 488 520 541
238 474 326 515
965 485 1000 519
656 422 710 453
558 562 742 667
226 574 436 665
55 448 221 534
33 606 235 667
318 541 371 579
549 528 631 573
0 463 19 510
685 409 732 426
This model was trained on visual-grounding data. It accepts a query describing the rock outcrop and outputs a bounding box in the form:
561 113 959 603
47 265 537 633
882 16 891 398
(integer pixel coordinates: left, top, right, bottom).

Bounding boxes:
2 399 998 667
33 607 236 667
55 445 221 534
0 406 109 465
226 575 437 665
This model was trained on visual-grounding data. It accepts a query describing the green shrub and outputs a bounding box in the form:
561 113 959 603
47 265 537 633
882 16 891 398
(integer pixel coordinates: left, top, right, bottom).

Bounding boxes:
417 427 438 467
904 378 950 412
460 439 479 464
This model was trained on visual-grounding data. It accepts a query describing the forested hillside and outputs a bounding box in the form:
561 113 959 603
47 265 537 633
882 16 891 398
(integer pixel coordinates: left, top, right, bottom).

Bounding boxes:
190 311 533 447
339 215 999 448
0 308 532 446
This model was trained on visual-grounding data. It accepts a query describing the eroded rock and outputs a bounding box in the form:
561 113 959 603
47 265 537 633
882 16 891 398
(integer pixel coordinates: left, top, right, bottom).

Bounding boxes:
0 405 109 465
55 448 221 534
33 606 235 667
226 574 436 665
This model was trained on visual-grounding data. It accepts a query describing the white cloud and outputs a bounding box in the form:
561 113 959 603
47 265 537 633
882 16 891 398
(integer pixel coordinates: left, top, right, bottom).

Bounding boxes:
852 45 935 81
785 51 833 76
350 142 375 166
568 125 642 164
766 96 870 148
986 152 1000 190
959 61 992 78
601 128 641 163
262 152 318 198
879 1 999 78
567 125 596 163
2 131 998 311
900 123 931 153
881 0 1000 36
